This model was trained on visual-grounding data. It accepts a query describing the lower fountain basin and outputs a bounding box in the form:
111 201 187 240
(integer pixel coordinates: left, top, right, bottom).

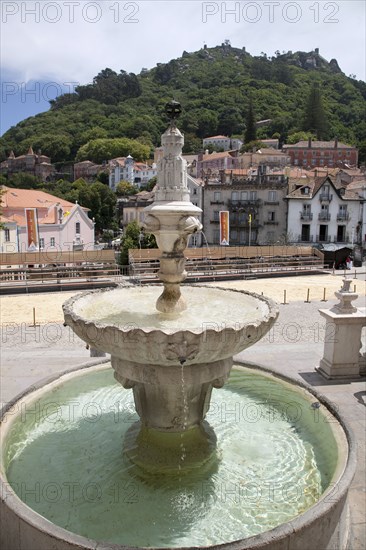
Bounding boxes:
0 361 354 550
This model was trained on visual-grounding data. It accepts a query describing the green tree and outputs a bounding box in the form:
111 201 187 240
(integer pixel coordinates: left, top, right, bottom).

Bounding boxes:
116 180 138 196
5 173 42 189
244 99 257 143
287 131 316 144
76 138 150 163
303 83 328 140
145 176 157 191
119 220 157 265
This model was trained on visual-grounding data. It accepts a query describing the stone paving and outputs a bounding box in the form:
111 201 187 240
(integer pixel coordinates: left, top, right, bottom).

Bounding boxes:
0 270 365 549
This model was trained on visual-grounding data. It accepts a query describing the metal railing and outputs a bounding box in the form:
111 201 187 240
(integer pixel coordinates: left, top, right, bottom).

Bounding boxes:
337 213 350 221
318 213 331 221
300 212 313 220
319 193 333 202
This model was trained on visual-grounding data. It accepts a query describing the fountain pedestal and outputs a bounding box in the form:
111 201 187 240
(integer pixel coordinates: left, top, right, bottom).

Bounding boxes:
112 356 232 431
317 279 366 379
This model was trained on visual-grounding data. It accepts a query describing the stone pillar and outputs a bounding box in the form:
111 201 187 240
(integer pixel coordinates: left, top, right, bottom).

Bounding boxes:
317 279 366 379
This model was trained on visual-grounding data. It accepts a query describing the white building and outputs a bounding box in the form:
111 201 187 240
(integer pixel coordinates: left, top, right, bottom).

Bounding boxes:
203 135 231 151
286 176 362 245
202 135 243 152
109 156 157 191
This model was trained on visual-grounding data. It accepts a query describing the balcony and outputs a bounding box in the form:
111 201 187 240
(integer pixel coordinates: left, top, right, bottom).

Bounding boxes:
319 193 333 202
316 235 331 243
227 199 262 209
337 212 350 221
210 200 224 205
300 212 313 221
264 221 279 225
230 220 260 229
297 235 314 243
264 200 280 205
210 219 220 224
318 213 331 221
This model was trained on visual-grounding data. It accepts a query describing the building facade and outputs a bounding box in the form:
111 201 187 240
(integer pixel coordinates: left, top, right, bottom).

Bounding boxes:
286 176 361 245
109 156 157 191
1 187 95 252
202 135 243 152
202 171 289 246
283 139 358 169
0 147 55 182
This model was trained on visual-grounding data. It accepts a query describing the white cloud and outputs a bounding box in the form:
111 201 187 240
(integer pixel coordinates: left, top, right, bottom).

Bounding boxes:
1 0 365 84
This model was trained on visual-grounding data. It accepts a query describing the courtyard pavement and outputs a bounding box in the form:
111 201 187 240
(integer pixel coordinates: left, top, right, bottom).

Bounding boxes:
0 269 365 549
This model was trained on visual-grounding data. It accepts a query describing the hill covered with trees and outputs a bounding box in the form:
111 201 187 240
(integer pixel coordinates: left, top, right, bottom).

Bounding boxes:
1 44 365 163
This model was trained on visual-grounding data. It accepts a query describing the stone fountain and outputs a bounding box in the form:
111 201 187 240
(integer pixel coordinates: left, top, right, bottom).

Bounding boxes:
0 102 356 550
62 101 278 471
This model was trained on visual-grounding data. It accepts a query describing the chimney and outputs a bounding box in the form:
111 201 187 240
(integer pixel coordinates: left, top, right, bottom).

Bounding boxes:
308 137 312 148
334 137 338 149
315 48 319 55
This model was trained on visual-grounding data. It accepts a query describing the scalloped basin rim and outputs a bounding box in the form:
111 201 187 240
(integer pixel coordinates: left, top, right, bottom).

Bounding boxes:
62 284 279 336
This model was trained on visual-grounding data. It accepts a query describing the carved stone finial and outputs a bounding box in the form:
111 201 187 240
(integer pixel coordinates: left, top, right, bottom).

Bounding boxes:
165 100 182 124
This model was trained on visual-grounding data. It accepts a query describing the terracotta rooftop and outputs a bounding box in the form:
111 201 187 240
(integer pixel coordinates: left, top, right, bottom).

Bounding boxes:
202 151 236 161
1 186 83 210
203 135 229 140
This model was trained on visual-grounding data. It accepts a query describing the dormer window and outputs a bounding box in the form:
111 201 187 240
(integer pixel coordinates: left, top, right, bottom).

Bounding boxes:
75 222 80 235
339 188 345 196
301 187 310 195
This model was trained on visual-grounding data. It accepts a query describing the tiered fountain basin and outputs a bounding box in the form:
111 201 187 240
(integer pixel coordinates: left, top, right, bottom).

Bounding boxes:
61 285 278 472
0 361 354 550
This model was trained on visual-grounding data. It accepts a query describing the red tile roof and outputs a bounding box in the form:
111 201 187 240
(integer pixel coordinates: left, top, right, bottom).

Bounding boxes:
1 187 76 209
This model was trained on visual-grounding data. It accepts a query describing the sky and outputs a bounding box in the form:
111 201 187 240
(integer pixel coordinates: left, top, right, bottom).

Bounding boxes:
1 0 365 135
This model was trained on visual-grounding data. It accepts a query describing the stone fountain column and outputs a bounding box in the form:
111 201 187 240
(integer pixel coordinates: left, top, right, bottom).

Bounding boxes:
317 279 366 379
143 101 202 313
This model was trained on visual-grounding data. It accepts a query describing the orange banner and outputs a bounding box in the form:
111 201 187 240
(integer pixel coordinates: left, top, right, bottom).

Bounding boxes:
25 208 39 250
219 211 229 246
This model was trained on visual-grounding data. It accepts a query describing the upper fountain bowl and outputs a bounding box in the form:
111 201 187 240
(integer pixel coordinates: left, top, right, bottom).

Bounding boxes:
63 284 279 366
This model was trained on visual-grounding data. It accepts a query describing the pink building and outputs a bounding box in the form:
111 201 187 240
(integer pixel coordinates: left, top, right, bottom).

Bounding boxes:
1 187 95 253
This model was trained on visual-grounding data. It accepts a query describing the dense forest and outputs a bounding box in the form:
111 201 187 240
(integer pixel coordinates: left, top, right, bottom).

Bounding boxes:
1 44 365 163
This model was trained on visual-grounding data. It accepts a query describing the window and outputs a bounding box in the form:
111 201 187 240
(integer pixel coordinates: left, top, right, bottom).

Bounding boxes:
214 191 221 201
303 204 311 213
213 211 219 221
268 191 277 202
231 191 239 201
190 235 198 247
75 222 80 234
213 229 220 244
50 237 55 247
267 231 275 243
268 211 276 221
241 191 248 200
4 228 10 242
39 238 44 249
192 188 197 195
230 229 238 240
301 187 310 195
249 191 257 200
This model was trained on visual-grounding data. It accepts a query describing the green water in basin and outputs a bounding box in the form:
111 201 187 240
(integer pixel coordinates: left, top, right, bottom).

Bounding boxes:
4 365 339 548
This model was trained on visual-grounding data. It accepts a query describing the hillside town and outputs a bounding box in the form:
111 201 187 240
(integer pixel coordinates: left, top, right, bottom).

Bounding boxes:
1 135 365 262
